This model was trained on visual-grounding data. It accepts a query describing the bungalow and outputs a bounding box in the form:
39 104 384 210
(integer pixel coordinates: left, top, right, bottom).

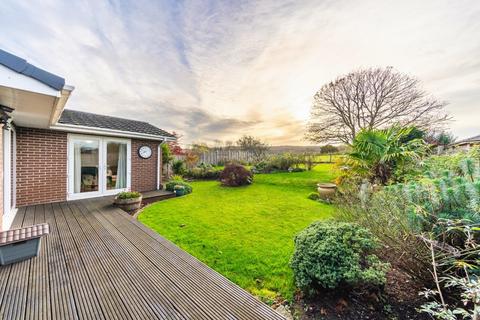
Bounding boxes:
450 134 480 151
0 49 175 230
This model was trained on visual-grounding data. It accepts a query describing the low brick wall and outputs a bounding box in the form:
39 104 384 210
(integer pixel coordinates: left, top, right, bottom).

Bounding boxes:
16 127 68 207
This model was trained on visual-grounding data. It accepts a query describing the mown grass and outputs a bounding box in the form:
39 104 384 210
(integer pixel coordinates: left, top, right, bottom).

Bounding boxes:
138 164 337 301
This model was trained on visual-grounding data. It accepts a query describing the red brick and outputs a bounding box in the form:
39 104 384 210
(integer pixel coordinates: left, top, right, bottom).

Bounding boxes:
131 139 161 192
16 127 67 206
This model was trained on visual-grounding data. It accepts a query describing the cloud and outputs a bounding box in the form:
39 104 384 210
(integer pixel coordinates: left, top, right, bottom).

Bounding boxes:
0 0 479 145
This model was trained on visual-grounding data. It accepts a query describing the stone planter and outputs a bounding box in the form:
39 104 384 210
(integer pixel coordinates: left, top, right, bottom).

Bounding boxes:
317 183 337 200
114 195 142 212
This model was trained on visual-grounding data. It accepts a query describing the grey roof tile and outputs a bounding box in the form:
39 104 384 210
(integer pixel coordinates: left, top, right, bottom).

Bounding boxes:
0 49 65 90
59 109 175 138
456 134 480 144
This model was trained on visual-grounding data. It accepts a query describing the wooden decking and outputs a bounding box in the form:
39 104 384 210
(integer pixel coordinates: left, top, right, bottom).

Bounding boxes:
141 190 176 205
0 198 284 320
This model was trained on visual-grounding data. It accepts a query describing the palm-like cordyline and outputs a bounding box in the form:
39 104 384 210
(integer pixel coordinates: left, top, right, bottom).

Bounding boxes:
346 126 426 184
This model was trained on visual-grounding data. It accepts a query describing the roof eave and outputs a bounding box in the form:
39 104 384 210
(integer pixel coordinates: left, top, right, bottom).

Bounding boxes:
49 122 176 141
49 85 74 126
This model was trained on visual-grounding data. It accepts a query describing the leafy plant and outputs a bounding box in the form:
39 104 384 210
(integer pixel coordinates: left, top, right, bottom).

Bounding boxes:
184 164 222 180
165 180 192 194
116 191 141 199
252 160 268 173
184 150 199 169
307 192 320 201
172 159 186 175
252 153 306 173
342 125 427 185
161 143 172 166
418 223 480 319
170 174 183 181
388 157 480 237
219 164 253 187
290 220 389 295
336 186 431 280
425 131 456 147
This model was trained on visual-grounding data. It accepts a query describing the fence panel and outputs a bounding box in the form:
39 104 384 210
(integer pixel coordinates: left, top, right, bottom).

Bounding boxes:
198 150 253 165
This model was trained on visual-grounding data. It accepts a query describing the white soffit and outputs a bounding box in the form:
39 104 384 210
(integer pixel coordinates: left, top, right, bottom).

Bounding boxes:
0 64 75 129
0 85 57 128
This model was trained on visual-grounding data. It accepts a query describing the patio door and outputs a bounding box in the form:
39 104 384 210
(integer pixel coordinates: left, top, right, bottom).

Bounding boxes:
68 135 131 200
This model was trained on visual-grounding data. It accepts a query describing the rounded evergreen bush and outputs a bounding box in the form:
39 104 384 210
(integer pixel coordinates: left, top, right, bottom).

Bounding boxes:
290 220 389 295
165 180 193 194
219 164 253 187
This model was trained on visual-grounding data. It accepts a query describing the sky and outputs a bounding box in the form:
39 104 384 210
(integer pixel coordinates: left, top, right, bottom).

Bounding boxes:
0 0 479 146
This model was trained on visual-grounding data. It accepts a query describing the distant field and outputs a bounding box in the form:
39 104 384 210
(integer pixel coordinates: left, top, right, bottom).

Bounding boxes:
312 154 340 163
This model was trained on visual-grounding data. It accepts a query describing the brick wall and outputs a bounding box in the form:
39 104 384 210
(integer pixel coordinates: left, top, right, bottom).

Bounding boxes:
131 139 160 192
16 127 68 206
14 131 161 206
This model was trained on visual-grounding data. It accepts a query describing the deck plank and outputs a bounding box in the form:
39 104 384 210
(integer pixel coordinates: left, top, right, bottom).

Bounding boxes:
0 207 26 316
86 198 282 320
73 200 204 320
61 201 159 320
91 197 284 319
0 198 284 320
44 203 79 320
0 205 35 320
25 205 50 320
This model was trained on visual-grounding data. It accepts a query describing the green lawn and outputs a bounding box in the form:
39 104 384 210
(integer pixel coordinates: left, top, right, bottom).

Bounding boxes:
138 164 336 301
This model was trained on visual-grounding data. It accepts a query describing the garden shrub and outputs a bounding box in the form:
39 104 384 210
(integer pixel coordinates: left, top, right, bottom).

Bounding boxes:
172 159 186 175
184 164 222 180
307 192 320 200
252 160 269 173
219 164 253 187
170 174 183 181
337 187 431 281
252 153 311 173
290 220 389 295
387 156 480 236
337 153 480 282
116 191 141 199
161 143 173 166
165 180 193 194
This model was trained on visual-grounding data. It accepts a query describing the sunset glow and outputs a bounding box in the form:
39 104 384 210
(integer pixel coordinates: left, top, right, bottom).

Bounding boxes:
1 0 478 145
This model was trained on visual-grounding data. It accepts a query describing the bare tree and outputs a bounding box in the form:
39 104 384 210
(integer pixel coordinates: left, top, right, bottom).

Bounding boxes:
306 67 450 144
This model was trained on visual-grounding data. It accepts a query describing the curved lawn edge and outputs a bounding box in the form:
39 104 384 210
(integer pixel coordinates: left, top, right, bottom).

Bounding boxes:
138 164 336 301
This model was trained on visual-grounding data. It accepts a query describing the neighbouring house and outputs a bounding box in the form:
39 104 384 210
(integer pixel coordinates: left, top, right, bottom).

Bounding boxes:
450 134 480 151
0 49 175 230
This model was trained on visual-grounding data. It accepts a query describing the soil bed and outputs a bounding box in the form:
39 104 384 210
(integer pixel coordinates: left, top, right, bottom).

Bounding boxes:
287 268 429 319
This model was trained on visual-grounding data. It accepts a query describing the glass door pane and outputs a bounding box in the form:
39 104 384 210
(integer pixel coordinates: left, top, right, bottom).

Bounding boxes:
73 139 99 193
106 141 127 190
